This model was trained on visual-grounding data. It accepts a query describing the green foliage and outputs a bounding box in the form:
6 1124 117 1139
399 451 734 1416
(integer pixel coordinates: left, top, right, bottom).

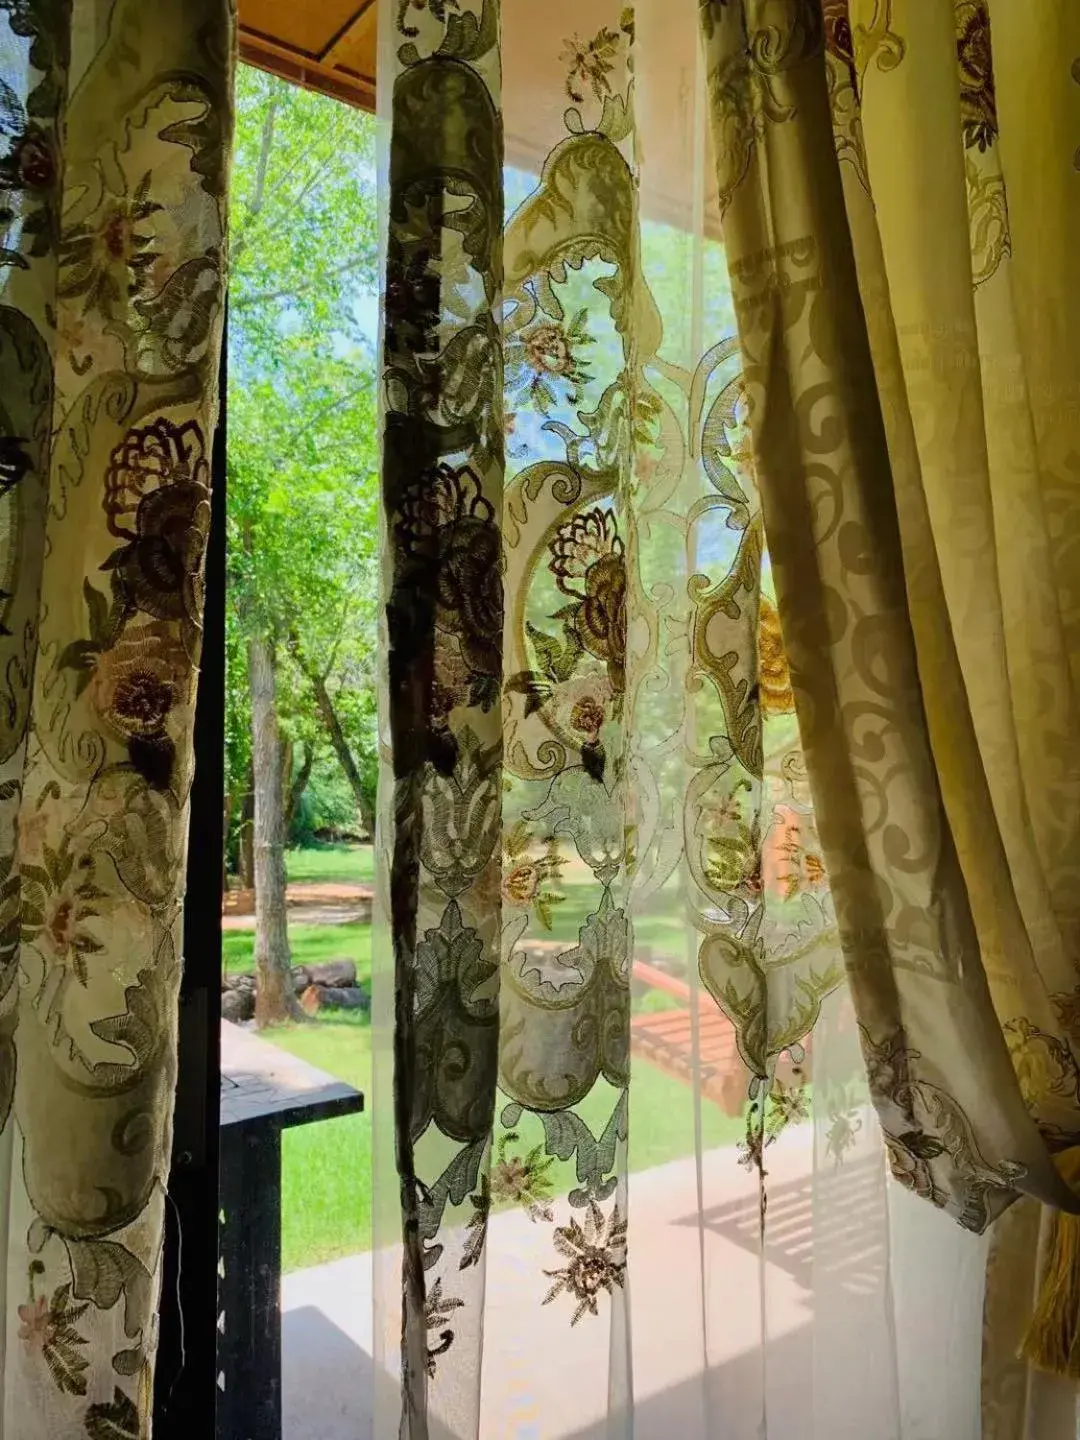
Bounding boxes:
225 65 380 838
289 755 359 846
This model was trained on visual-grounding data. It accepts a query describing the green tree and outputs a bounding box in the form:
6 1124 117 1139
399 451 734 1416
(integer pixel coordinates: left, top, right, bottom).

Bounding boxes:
227 66 379 1024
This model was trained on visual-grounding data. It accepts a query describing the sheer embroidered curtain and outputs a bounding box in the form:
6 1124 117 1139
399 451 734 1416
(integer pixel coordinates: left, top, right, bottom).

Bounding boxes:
371 1 1010 1436
0 2 232 1435
703 3 1080 1434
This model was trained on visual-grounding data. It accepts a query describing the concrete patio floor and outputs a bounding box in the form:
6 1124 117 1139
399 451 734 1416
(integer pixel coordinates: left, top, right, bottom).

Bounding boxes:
279 1131 987 1440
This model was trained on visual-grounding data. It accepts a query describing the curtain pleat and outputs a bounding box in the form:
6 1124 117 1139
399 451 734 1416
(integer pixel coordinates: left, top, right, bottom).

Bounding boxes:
375 2 996 1437
0 2 233 1434
701 0 1080 1432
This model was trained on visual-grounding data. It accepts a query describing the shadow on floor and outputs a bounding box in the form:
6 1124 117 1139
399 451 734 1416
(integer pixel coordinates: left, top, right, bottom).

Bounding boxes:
283 1307 373 1440
282 1306 456 1440
674 1154 888 1297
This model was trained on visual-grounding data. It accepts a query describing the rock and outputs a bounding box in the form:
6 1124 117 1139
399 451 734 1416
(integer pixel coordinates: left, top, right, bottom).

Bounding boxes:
222 987 255 1023
303 959 357 989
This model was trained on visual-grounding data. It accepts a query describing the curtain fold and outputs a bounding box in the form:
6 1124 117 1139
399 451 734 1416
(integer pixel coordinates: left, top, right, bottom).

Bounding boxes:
0 2 233 1434
699 0 1080 1429
376 1 998 1436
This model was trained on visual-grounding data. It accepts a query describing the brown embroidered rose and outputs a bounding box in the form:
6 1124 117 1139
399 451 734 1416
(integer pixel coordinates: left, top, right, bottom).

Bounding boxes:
502 861 541 906
11 128 55 190
956 2 997 151
88 622 186 742
551 508 627 693
570 694 605 738
823 0 857 91
398 464 503 700
103 418 210 631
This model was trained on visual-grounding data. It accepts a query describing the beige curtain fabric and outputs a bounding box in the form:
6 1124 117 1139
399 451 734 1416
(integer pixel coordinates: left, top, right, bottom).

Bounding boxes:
374 1 1000 1437
700 0 1080 1232
0 2 233 1435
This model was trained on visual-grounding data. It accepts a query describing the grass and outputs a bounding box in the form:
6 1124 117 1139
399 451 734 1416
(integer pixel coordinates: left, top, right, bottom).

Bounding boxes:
222 921 373 976
272 1014 373 1274
269 1011 746 1273
250 843 750 1273
285 842 374 885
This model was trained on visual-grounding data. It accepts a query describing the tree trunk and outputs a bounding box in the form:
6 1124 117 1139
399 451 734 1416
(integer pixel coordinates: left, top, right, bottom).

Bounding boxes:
248 634 304 1025
285 742 313 836
309 670 376 839
238 772 255 890
222 790 233 895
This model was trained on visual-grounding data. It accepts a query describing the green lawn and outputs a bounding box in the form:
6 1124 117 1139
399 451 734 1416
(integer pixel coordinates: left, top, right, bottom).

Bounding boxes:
269 1013 745 1273
248 842 747 1274
285 842 374 885
223 921 373 977
272 1014 373 1274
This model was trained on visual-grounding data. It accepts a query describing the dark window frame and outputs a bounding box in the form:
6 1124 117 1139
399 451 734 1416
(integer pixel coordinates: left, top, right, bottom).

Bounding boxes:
153 325 227 1440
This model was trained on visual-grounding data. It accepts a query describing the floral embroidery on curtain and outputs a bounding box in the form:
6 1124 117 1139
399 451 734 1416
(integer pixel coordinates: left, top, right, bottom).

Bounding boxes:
378 2 868 1432
0 1 233 1434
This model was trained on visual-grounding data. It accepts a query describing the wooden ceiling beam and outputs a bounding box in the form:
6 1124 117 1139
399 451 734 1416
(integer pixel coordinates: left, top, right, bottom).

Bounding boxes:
238 26 376 112
318 0 377 66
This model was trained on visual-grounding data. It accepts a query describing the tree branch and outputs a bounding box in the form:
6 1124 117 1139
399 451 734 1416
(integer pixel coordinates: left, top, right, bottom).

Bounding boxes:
231 256 372 313
289 631 375 838
231 90 280 265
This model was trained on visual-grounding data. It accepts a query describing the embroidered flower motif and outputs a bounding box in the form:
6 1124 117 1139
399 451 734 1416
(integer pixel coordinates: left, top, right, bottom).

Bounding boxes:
490 1132 556 1222
823 0 857 91
703 791 761 899
956 2 997 151
503 862 541 905
17 1294 52 1353
570 694 605 740
500 821 564 929
543 1200 627 1325
17 1280 90 1395
397 463 502 706
60 168 163 318
506 310 593 416
89 622 186 742
9 127 55 191
103 417 211 635
385 236 440 356
20 835 106 986
775 817 827 900
550 508 627 694
561 27 623 104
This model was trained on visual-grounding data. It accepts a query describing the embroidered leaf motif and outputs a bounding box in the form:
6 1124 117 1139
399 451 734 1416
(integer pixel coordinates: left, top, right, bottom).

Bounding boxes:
42 1284 90 1396
84 1387 139 1440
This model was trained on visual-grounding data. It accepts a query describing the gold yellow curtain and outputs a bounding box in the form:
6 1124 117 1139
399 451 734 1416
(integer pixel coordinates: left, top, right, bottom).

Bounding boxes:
700 0 1080 1242
0 2 233 1435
